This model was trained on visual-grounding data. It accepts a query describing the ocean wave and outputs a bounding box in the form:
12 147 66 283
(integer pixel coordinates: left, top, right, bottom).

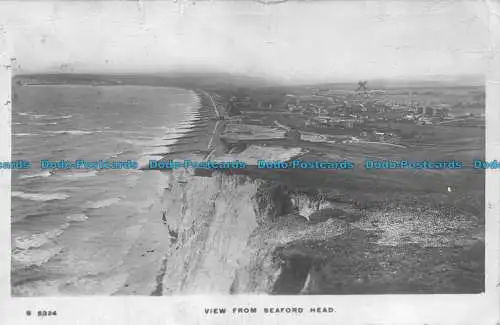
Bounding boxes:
13 246 64 268
18 112 46 119
149 126 177 131
60 171 98 179
44 115 72 121
33 122 58 126
12 191 69 202
109 149 132 159
177 121 196 126
125 138 179 148
164 128 190 135
14 223 70 250
66 213 89 222
107 130 146 136
162 133 186 140
14 133 39 137
18 171 52 179
143 147 171 156
47 130 94 135
179 117 198 122
174 125 197 131
159 139 178 147
85 197 121 209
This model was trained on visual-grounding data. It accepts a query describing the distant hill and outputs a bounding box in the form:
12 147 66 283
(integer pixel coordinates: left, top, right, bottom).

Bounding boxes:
362 75 484 89
300 75 484 90
12 72 274 92
12 72 484 94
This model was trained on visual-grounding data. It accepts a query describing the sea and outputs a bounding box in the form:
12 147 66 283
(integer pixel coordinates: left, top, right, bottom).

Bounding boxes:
11 84 200 296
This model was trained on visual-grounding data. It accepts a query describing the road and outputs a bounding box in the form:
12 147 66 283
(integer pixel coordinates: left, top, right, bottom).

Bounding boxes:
203 90 221 119
201 91 226 160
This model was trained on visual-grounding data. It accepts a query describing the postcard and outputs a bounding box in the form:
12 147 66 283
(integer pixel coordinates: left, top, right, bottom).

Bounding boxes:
0 0 498 324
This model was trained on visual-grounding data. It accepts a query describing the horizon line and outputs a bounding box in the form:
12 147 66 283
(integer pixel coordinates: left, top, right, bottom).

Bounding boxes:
12 71 485 82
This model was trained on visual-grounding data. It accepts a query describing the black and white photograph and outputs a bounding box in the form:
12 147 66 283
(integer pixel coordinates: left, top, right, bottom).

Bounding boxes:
0 0 499 324
7 0 489 296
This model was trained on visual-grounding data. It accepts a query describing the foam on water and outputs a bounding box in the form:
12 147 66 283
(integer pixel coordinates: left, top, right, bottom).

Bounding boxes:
44 114 72 120
66 214 89 222
177 121 198 126
60 171 99 179
109 149 132 159
14 223 71 250
14 133 39 137
18 171 52 179
13 247 64 268
18 112 46 119
33 122 58 126
174 125 197 131
12 191 69 202
164 128 190 135
162 133 187 140
85 197 122 209
47 130 95 135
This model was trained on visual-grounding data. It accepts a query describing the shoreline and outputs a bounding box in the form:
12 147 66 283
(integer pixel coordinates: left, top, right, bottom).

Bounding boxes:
156 89 221 164
147 89 222 295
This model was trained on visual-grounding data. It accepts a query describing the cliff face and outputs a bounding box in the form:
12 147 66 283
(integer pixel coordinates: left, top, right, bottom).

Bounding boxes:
160 171 260 294
159 169 485 295
159 170 349 294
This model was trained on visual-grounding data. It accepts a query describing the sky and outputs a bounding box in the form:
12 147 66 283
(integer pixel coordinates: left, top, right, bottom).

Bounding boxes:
0 0 491 83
